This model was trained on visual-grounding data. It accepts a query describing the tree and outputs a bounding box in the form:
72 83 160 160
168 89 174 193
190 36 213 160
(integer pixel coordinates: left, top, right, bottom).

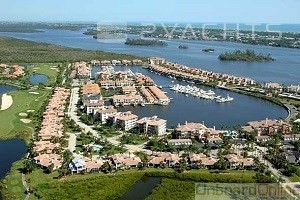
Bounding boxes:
23 159 35 174
63 150 73 166
176 157 187 173
102 162 111 173
47 163 55 173
214 157 229 170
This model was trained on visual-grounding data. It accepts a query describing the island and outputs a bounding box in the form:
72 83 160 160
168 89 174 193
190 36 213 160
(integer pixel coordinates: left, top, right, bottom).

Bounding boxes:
178 45 188 49
202 48 215 53
218 49 275 62
125 38 167 46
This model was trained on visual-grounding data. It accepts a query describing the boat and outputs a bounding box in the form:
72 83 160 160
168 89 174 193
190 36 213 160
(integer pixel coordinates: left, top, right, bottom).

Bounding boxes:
140 103 145 107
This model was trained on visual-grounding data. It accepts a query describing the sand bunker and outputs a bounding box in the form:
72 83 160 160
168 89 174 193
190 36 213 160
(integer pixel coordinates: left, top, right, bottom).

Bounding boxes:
19 113 28 117
29 92 39 95
0 94 13 111
27 110 35 113
20 119 32 124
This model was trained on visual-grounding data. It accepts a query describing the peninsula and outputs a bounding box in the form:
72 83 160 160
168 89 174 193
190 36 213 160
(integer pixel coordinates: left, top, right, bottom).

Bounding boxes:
218 49 275 62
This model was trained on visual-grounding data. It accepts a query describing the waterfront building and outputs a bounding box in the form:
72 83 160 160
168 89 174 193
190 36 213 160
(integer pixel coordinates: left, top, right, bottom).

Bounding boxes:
108 111 138 131
112 60 122 65
74 61 90 79
175 122 207 139
263 82 283 93
132 59 143 65
135 74 155 86
121 86 137 95
147 86 170 105
94 106 117 123
140 86 156 103
287 85 300 94
112 94 143 106
122 60 132 65
136 116 167 136
149 57 166 65
242 118 291 136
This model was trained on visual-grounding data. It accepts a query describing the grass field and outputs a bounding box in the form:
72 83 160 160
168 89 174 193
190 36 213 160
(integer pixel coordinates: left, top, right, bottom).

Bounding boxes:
0 36 144 63
146 179 195 200
1 162 260 200
0 89 50 140
25 63 60 86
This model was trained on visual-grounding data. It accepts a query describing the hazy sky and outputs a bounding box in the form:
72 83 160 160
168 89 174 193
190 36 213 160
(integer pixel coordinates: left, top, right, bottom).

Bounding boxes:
1 0 299 23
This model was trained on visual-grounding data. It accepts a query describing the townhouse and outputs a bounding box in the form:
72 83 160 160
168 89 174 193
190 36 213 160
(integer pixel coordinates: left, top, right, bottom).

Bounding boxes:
112 94 143 106
224 154 255 169
148 152 180 168
188 153 219 169
111 153 142 169
32 87 70 171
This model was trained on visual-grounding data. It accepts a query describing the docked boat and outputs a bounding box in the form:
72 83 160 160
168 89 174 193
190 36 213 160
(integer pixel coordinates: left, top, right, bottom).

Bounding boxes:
170 84 234 103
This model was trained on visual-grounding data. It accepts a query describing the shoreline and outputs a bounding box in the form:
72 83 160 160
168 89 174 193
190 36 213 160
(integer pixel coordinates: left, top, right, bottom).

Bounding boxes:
0 93 13 111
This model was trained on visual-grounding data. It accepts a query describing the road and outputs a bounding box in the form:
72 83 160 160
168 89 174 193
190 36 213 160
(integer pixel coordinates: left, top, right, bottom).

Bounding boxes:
67 133 77 152
67 87 150 154
254 145 300 198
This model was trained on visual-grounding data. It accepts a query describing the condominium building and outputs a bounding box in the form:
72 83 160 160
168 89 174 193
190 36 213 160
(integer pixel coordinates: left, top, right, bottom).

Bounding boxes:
136 116 167 136
108 111 138 131
94 106 118 123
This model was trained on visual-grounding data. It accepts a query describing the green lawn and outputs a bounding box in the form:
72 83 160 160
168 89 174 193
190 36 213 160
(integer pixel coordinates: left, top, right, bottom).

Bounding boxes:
146 179 195 200
0 160 26 200
25 63 59 86
0 89 50 140
1 165 261 200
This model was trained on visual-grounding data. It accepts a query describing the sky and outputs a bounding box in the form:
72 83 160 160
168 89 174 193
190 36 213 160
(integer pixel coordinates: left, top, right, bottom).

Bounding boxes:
0 0 299 23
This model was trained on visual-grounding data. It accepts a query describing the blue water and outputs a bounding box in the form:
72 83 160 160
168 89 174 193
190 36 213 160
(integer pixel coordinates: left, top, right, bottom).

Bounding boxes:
0 84 17 95
0 29 291 127
0 85 27 181
94 66 288 128
0 29 299 85
28 74 48 85
0 139 27 179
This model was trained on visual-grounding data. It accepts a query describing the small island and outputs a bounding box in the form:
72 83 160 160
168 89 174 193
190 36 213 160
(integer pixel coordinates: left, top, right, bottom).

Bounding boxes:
178 45 188 49
219 49 275 62
202 48 215 53
125 38 167 47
